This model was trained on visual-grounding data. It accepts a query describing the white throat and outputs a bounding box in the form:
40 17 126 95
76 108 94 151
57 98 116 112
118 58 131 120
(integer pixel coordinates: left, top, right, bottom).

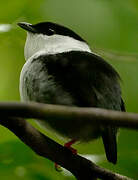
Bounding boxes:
24 32 91 60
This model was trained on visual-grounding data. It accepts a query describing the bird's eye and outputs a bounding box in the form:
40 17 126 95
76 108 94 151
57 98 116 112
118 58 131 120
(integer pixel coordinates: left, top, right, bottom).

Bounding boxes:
46 28 55 36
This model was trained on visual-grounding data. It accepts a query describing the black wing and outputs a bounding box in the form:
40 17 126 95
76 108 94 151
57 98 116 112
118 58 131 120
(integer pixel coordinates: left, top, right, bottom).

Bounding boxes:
36 51 123 164
39 51 122 108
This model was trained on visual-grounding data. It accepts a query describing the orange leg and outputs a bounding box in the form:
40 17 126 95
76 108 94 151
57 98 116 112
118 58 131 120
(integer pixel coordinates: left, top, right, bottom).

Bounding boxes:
55 139 77 171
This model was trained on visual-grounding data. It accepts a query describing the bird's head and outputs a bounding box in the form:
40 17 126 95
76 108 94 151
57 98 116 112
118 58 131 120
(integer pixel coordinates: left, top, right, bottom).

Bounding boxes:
18 22 91 60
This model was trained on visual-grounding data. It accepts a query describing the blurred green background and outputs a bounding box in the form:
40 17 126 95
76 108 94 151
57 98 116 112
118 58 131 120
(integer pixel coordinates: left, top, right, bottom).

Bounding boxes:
0 0 138 179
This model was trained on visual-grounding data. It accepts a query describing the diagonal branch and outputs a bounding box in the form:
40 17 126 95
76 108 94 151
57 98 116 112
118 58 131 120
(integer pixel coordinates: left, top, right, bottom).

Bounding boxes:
0 117 133 180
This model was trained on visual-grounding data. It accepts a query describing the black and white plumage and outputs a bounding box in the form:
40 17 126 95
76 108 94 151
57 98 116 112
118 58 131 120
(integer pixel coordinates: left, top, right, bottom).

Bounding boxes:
18 22 125 164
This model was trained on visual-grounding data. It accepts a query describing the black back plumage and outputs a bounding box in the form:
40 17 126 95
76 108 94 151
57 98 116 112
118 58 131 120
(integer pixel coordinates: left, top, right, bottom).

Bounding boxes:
32 51 124 164
35 51 121 109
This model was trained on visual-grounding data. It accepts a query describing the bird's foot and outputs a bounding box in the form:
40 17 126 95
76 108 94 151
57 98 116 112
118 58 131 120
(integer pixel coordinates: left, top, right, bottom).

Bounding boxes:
55 139 77 172
64 139 77 154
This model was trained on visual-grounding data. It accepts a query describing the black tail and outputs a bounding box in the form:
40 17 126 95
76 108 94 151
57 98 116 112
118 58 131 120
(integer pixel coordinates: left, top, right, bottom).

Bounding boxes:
102 127 117 164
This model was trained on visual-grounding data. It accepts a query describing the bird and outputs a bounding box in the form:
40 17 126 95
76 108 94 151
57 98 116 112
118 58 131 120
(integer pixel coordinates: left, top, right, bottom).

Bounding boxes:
18 21 125 165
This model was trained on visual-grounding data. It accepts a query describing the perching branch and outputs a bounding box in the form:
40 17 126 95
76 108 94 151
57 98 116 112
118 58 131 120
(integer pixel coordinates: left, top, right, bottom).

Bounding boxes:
0 101 136 180
0 117 132 180
0 102 138 129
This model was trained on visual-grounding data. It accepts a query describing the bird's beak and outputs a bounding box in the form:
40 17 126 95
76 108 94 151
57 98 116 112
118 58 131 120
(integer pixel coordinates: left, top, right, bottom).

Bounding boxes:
17 22 36 33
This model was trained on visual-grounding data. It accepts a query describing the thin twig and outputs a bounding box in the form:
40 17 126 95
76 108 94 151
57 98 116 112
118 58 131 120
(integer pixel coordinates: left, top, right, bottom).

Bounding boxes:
93 47 138 62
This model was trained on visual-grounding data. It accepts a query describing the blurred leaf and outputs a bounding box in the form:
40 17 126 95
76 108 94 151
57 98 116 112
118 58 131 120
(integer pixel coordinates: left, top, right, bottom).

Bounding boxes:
0 141 75 180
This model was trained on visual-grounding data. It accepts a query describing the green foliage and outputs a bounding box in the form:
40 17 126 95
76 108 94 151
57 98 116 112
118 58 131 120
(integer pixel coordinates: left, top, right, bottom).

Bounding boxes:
0 0 138 179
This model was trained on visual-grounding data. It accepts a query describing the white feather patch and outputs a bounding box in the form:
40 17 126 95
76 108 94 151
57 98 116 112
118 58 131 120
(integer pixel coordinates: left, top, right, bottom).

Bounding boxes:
24 32 92 60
